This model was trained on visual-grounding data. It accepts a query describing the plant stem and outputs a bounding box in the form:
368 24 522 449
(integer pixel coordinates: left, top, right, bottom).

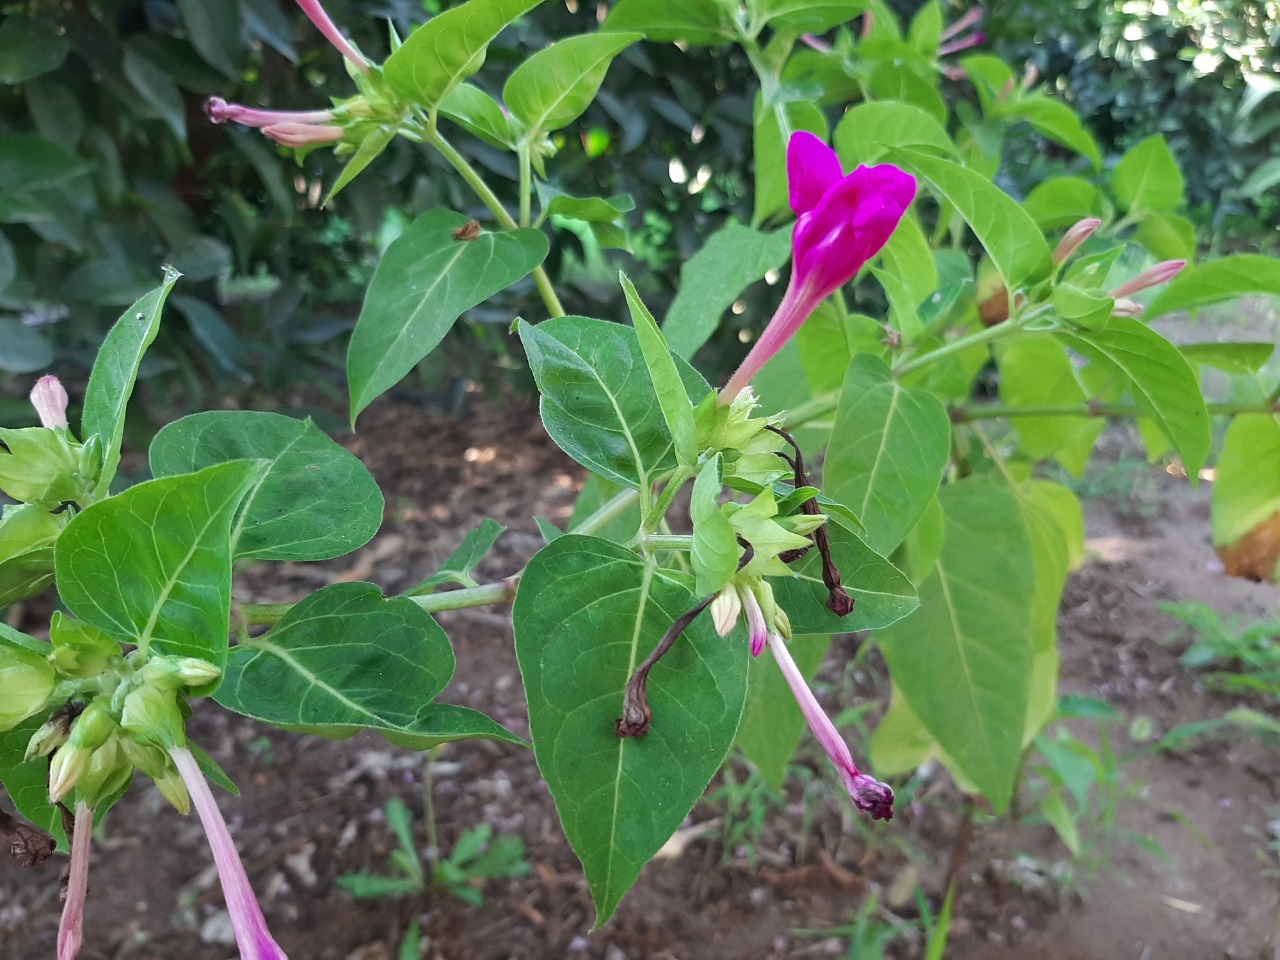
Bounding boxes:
239 576 521 628
893 318 1022 378
425 127 565 318
953 399 1280 422
517 141 532 228
644 466 694 533
570 487 640 537
636 534 693 551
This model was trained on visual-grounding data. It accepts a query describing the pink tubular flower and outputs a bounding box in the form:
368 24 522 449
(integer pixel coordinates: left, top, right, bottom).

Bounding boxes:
1053 217 1102 264
939 6 984 42
767 634 894 820
1109 259 1187 299
30 375 68 430
295 0 369 72
721 132 916 401
171 747 289 960
205 97 335 129
261 122 345 148
57 801 93 960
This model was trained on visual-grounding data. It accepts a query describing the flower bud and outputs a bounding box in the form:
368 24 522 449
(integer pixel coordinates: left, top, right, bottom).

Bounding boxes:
25 710 72 760
1108 259 1187 299
780 513 827 537
121 685 185 750
120 740 190 814
49 612 120 679
773 604 793 641
29 376 68 430
1052 218 1101 264
710 587 742 637
48 700 119 803
1111 298 1144 318
141 656 221 690
0 644 56 732
71 736 133 808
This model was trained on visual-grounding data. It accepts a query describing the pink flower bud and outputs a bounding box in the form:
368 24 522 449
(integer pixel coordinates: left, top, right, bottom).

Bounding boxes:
710 587 742 637
1108 259 1187 299
1052 218 1102 264
937 31 985 57
939 6 984 42
30 375 68 430
799 34 831 53
739 586 768 657
1111 298 1144 318
261 123 346 148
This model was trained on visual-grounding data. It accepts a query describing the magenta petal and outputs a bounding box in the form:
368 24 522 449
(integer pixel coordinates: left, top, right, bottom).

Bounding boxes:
787 132 844 216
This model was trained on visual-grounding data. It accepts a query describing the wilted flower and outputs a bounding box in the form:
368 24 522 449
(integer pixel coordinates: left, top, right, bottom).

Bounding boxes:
766 634 894 820
721 132 915 401
170 747 289 959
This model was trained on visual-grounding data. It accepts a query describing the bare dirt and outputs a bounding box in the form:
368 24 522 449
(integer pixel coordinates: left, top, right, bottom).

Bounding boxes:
3 393 1279 960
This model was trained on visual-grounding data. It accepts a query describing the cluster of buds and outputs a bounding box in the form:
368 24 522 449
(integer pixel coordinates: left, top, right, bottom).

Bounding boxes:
1052 217 1187 319
0 377 101 609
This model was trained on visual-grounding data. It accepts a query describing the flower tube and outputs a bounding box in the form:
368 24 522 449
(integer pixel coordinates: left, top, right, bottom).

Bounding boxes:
171 747 289 960
294 0 369 72
205 98 336 128
57 801 93 960
721 132 915 401
767 633 894 820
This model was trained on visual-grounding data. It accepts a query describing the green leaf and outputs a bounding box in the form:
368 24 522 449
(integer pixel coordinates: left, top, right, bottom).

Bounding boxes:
544 193 635 224
440 83 515 148
1211 414 1280 547
176 0 242 76
122 46 187 141
55 461 264 669
1023 176 1106 231
1240 156 1280 199
0 715 65 849
663 222 792 358
620 274 698 467
0 134 87 194
0 16 69 84
82 267 181 497
834 102 956 167
736 634 832 789
1179 341 1274 375
1014 479 1083 651
504 33 641 138
517 316 711 489
1134 210 1196 262
997 96 1100 169
602 0 736 45
888 148 1053 291
148 411 383 562
408 518 506 593
754 99 827 225
325 126 395 205
384 0 546 109
824 354 950 554
216 582 520 747
1039 790 1081 857
1147 254 1280 318
513 535 748 924
1112 134 1183 213
1055 317 1209 476
347 210 548 422
769 522 918 634
997 337 1101 476
752 0 868 34
690 455 740 597
876 477 1035 810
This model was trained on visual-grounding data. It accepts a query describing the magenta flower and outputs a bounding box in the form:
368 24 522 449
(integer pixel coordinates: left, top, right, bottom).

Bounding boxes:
767 634 894 820
30 375 68 430
57 802 93 960
171 747 289 960
294 0 369 72
721 132 916 401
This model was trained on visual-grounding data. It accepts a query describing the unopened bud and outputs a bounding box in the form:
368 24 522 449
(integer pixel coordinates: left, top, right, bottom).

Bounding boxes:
262 122 345 148
74 736 133 808
1053 218 1102 264
1108 259 1187 299
49 612 120 679
710 587 741 637
29 376 68 430
0 645 56 732
773 605 792 641
49 702 117 801
121 685 185 750
121 739 190 814
1111 298 1144 318
153 767 190 814
48 744 91 802
142 656 221 690
781 513 827 537
25 710 71 760
1023 62 1040 87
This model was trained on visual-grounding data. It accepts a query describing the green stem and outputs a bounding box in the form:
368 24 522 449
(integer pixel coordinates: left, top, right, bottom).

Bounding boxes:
240 576 520 628
635 534 693 551
953 399 1280 422
644 466 694 533
570 487 641 537
517 141 532 228
425 127 566 318
893 318 1022 378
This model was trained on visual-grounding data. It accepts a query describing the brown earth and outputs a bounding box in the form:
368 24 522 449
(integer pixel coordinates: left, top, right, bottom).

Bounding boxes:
2 393 1279 960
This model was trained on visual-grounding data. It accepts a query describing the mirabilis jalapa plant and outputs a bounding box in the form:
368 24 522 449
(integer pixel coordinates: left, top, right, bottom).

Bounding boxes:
5 0 1280 953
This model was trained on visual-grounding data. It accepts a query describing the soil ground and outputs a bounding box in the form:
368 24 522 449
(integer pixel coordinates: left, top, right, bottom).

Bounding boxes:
3 387 1279 960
